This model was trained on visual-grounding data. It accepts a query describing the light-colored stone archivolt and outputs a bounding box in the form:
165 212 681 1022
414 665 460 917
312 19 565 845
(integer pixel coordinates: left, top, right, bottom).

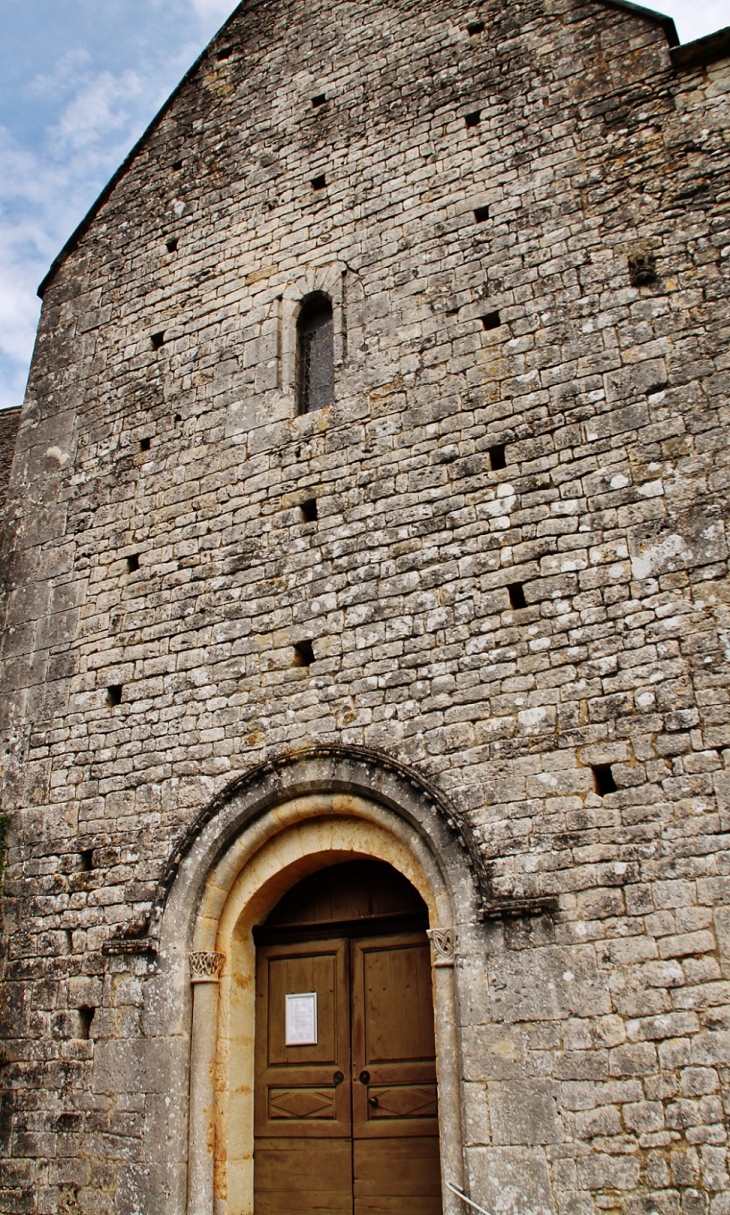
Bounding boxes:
143 748 483 1215
150 751 481 1215
190 798 464 1215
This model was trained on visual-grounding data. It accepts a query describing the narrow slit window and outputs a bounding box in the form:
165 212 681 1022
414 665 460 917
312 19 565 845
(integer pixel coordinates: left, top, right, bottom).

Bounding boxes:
488 444 506 471
293 640 315 668
507 582 527 611
78 1008 95 1041
297 294 334 414
592 764 617 796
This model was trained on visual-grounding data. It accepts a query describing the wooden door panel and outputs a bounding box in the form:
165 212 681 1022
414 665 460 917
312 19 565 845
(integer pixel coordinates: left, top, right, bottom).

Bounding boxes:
351 934 439 1139
255 923 442 1215
268 1087 337 1120
267 952 339 1065
354 1199 442 1215
255 938 351 1139
367 1083 438 1120
256 1138 353 1215
354 1138 442 1214
360 943 437 1061
352 1204 441 1215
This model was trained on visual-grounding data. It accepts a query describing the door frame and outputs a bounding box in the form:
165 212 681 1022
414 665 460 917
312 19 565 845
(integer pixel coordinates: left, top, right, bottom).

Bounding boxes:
183 796 469 1215
148 748 480 1215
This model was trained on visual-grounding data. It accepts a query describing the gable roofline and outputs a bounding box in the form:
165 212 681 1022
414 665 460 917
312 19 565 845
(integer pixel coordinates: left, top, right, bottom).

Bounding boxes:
38 1 247 300
37 0 683 300
599 0 678 46
671 24 730 68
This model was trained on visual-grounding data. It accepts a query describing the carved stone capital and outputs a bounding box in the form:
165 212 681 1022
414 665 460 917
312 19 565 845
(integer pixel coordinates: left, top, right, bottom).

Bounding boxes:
189 950 225 984
427 927 455 968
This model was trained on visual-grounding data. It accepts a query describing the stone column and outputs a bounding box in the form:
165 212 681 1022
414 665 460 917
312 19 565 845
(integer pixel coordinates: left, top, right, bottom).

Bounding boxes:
187 950 225 1215
428 928 464 1215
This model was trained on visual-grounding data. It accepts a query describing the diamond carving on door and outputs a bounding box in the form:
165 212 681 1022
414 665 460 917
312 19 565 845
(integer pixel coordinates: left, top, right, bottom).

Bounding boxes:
253 861 443 1215
268 1088 337 1120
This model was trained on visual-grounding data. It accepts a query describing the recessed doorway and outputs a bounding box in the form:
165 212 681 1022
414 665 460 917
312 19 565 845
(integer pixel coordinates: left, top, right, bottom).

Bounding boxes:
252 860 443 1215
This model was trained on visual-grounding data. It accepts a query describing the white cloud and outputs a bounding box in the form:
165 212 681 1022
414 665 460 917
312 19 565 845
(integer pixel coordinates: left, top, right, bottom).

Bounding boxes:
0 127 64 408
0 0 725 413
0 59 174 411
28 49 94 101
189 0 239 20
53 69 148 150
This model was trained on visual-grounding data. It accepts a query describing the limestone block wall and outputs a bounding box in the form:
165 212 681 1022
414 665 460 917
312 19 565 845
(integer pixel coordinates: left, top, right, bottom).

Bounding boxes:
0 0 729 1213
0 409 21 508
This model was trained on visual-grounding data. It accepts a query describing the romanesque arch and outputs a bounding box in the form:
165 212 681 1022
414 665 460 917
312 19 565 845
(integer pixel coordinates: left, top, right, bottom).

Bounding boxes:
144 748 486 1215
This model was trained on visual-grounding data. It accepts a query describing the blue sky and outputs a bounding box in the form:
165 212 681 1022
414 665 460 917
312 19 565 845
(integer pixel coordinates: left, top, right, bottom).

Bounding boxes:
0 0 727 412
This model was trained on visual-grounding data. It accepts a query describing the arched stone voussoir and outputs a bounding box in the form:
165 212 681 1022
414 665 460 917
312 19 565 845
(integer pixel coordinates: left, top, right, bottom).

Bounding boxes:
148 745 478 1215
150 744 491 950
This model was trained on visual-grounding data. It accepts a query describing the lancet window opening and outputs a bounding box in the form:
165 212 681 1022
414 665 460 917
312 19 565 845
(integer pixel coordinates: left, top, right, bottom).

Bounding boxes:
296 292 334 414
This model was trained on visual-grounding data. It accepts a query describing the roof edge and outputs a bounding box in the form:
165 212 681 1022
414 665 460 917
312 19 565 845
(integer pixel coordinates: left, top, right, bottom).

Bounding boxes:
671 25 730 69
37 2 247 300
37 0 692 300
597 0 679 47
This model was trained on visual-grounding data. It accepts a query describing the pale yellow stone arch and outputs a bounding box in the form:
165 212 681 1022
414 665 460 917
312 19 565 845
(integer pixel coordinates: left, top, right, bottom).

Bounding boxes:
186 792 464 1215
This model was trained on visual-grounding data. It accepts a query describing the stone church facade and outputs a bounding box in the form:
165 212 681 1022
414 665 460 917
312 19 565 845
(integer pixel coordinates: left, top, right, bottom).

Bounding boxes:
1 1 729 1214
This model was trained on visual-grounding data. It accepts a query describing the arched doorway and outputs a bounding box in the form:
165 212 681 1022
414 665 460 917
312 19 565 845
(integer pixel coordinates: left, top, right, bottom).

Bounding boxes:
252 860 442 1215
149 749 481 1215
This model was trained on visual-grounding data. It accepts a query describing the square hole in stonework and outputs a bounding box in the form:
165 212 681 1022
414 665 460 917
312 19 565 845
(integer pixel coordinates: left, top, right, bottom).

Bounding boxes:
140 437 151 452
488 444 506 471
312 94 327 107
300 498 318 523
166 237 178 253
507 582 527 611
465 110 481 128
481 310 501 330
78 1008 95 1041
311 174 327 191
216 46 234 60
80 849 94 872
293 640 315 668
172 159 183 171
107 685 123 707
468 20 485 34
592 764 617 796
628 253 657 287
126 554 140 573
151 332 165 350
474 205 490 223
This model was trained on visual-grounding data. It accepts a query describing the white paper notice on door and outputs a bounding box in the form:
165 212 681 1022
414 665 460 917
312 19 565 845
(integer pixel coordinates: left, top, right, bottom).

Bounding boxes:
285 992 318 1046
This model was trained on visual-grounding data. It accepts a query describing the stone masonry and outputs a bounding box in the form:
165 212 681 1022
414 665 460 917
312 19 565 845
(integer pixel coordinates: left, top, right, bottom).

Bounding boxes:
1 1 729 1213
0 411 21 505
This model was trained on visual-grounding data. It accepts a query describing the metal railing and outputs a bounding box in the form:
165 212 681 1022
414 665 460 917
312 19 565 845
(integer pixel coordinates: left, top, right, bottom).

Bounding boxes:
447 1181 493 1215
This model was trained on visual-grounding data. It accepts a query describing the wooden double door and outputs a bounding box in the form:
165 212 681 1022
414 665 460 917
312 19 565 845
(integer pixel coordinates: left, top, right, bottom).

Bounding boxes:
254 930 442 1215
